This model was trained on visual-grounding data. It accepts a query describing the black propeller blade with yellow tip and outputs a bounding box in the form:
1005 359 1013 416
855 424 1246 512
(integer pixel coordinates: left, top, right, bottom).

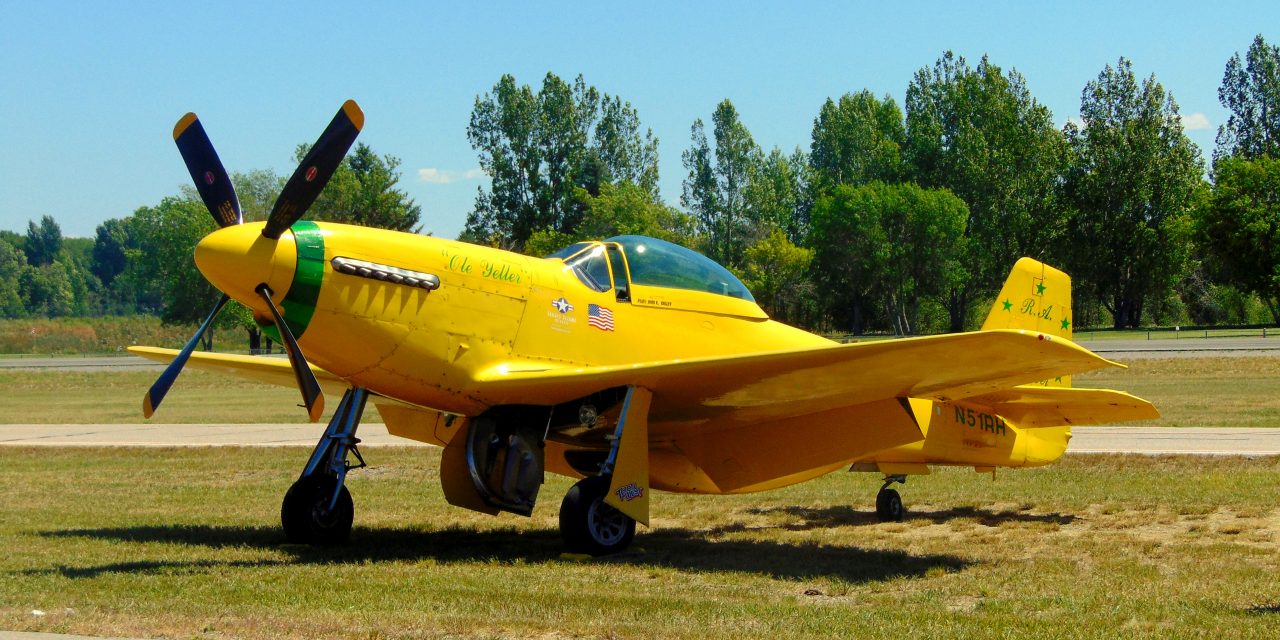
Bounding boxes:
173 113 242 228
263 100 364 239
142 101 364 421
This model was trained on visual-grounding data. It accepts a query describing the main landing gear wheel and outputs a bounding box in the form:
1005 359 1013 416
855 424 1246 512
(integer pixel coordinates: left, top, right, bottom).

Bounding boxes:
559 476 636 556
281 475 354 545
875 487 905 522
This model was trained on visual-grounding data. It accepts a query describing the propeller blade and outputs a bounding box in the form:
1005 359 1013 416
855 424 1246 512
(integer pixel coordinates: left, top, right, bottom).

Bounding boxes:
263 100 365 239
143 294 231 418
255 284 325 422
173 113 242 227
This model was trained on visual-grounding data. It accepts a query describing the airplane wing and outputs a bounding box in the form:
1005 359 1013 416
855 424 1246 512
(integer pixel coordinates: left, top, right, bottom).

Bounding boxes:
960 386 1160 428
129 346 353 398
133 330 1125 430
472 330 1123 427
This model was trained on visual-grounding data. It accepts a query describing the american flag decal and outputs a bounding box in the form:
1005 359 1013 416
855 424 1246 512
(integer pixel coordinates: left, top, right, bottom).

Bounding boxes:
587 304 615 331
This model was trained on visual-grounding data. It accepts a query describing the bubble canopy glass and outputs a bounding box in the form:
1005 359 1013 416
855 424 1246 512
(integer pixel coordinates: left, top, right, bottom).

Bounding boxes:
547 236 755 302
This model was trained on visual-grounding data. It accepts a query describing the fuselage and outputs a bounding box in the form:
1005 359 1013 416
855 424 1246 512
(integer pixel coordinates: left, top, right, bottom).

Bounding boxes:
195 221 1070 493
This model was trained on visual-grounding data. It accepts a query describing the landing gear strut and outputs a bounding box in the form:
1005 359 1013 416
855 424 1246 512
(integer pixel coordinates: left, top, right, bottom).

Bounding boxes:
557 385 650 556
282 387 368 545
875 475 906 522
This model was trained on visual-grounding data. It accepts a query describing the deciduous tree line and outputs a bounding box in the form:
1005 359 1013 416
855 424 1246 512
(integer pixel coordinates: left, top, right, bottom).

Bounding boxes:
2 36 1277 337
464 36 1280 332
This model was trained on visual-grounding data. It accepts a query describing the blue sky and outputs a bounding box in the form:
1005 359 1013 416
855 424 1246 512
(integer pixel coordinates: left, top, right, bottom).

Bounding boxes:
1 1 1275 239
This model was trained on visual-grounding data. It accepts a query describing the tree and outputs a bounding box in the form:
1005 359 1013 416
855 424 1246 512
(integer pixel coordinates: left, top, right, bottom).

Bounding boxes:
681 99 762 270
809 182 968 335
744 147 808 242
1216 34 1280 161
740 228 814 324
19 261 74 317
463 73 659 251
523 182 694 257
91 218 131 287
1197 155 1280 323
1062 58 1204 328
810 90 905 191
595 95 660 197
119 197 227 342
24 215 63 267
0 239 27 317
905 52 1068 331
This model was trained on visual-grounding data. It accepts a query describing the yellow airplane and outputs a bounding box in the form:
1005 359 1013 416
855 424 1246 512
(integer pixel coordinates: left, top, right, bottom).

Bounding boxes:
133 101 1158 556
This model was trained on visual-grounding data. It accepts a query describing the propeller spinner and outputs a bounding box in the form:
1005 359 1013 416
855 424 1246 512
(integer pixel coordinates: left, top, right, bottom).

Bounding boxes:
142 101 365 421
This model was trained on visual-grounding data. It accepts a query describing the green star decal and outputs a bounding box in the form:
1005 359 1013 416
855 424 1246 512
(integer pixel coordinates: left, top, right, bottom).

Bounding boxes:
1061 317 1071 330
1035 281 1047 295
1001 299 1012 312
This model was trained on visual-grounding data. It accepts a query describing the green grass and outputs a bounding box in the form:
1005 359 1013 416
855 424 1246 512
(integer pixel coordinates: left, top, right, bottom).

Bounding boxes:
1078 356 1280 427
0 369 374 424
1 448 1278 638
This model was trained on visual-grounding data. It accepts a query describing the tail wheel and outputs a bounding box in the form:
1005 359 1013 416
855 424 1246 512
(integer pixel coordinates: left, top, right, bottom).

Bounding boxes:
876 487 905 522
281 475 354 545
559 476 636 556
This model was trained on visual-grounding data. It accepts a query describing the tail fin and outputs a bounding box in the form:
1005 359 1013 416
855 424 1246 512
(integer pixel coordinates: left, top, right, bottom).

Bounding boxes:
982 258 1074 388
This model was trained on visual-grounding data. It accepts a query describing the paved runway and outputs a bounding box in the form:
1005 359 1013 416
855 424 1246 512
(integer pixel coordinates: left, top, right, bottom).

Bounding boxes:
1077 337 1280 359
2 423 1278 455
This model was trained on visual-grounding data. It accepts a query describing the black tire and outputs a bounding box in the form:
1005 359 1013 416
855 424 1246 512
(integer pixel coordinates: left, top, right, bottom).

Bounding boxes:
875 488 905 522
281 475 354 545
559 476 636 556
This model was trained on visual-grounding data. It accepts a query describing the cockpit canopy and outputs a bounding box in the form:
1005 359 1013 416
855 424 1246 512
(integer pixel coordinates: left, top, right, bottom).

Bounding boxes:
547 235 755 302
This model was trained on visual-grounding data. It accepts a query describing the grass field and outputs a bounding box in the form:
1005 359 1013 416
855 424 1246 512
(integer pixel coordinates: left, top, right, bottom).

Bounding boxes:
4 355 1279 428
1077 356 1280 428
0 448 1277 638
0 369 368 424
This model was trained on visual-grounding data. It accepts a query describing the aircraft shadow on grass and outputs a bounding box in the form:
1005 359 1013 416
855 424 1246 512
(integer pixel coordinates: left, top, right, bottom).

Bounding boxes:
736 505 1076 531
34 524 970 583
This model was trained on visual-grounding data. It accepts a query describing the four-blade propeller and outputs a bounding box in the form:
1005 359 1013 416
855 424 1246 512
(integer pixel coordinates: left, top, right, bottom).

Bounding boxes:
142 101 365 421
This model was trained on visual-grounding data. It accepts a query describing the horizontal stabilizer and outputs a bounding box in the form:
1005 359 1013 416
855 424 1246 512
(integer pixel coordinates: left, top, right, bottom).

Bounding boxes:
963 386 1159 428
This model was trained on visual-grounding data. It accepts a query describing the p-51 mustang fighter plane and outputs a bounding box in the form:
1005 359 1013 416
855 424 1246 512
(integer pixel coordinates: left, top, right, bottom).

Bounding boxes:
133 100 1158 556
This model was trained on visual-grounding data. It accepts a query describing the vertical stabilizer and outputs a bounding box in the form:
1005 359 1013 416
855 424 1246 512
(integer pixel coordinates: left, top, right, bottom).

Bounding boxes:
982 258 1074 387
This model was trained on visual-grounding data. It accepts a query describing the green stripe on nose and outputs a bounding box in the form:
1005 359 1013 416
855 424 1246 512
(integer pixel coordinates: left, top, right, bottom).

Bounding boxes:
267 220 325 341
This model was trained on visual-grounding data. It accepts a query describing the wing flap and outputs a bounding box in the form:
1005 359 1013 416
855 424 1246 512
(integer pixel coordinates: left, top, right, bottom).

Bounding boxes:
964 386 1160 428
473 330 1121 426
